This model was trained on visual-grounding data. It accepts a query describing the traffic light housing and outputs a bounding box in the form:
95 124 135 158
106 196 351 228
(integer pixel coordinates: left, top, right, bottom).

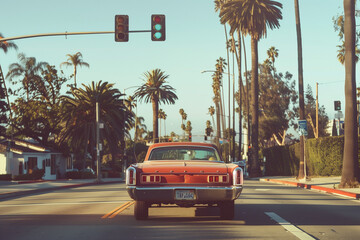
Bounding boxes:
189 134 192 142
151 14 165 41
115 15 129 42
334 101 341 111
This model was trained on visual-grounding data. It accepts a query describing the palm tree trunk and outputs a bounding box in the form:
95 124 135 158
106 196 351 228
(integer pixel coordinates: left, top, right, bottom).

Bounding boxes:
242 35 251 150
340 0 359 188
295 0 306 179
215 101 221 148
73 68 77 88
237 31 243 162
152 96 159 143
250 36 261 177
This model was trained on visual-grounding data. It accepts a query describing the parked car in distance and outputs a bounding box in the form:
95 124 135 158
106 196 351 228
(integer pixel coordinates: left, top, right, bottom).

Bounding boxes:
126 142 243 220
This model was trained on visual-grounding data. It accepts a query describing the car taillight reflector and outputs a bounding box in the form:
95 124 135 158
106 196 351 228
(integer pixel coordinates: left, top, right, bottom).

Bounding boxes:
207 175 228 183
126 167 136 185
233 167 243 185
141 175 162 183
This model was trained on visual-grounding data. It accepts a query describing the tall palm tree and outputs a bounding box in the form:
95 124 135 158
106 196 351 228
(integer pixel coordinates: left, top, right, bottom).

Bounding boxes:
60 81 133 168
6 53 48 101
208 106 216 132
0 33 18 122
267 46 279 76
340 0 359 188
158 108 166 141
60 52 89 88
133 69 178 143
220 0 282 177
134 116 147 141
294 0 306 179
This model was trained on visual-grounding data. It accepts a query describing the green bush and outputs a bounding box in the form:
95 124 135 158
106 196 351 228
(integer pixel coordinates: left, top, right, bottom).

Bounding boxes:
263 135 360 177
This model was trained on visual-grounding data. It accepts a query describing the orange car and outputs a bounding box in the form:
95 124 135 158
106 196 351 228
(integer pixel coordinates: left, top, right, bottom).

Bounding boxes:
126 142 243 220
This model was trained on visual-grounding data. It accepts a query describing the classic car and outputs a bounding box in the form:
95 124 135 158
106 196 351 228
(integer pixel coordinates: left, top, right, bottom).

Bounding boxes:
126 142 243 220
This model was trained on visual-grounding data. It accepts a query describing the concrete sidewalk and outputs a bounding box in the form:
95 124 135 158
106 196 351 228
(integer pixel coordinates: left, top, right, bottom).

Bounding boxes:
0 178 124 200
260 176 360 199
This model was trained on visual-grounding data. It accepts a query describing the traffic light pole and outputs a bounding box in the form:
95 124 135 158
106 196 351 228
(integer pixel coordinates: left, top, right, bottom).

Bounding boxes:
0 30 151 42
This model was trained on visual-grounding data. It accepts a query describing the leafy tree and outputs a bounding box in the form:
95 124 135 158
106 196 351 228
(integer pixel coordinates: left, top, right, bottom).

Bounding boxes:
60 52 89 88
9 65 68 147
258 61 298 146
133 69 178 143
60 81 133 169
219 0 283 177
6 53 48 101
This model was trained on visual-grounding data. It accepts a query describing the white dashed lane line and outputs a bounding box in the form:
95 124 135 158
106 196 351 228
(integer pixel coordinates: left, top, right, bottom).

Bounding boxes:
265 212 316 240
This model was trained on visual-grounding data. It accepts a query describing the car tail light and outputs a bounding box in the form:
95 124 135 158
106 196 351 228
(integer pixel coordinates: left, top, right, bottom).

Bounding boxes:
233 167 243 185
126 167 136 185
207 175 228 183
141 175 162 183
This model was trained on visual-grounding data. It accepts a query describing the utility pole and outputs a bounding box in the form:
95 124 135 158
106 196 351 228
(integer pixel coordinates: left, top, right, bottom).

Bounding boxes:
96 100 102 183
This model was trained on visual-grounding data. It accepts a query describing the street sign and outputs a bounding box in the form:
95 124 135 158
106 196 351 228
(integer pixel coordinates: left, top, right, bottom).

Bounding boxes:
298 120 308 136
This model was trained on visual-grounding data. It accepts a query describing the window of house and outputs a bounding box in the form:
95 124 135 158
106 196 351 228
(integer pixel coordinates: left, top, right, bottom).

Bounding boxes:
66 156 73 169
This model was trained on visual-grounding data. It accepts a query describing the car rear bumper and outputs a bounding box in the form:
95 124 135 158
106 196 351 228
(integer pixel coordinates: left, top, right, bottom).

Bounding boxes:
126 185 243 203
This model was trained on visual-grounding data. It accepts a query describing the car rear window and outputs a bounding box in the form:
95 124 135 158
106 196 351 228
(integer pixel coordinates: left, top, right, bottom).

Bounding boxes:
148 146 221 161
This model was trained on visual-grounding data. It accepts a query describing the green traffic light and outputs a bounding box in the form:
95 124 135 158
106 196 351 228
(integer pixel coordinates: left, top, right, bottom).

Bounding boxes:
154 32 162 39
154 24 162 31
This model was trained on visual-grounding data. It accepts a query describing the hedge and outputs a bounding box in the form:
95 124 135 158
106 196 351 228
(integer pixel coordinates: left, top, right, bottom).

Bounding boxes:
264 135 360 177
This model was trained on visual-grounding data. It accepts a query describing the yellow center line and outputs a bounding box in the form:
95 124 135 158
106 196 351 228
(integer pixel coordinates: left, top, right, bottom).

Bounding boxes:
101 201 134 219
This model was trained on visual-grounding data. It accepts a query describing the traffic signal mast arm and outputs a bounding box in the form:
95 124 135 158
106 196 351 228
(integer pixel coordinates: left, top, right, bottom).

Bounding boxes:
0 30 151 42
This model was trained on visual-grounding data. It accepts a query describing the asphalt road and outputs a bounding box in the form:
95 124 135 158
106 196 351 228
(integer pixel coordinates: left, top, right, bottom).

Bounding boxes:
0 180 359 240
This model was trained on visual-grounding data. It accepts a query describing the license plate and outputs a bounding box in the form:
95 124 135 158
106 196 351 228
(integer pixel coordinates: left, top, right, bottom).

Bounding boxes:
175 190 195 200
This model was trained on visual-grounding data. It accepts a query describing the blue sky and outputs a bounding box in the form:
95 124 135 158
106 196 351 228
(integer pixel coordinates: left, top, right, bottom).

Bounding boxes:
0 0 350 142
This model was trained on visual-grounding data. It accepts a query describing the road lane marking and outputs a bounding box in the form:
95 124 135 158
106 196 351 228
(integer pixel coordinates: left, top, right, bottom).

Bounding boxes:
102 201 134 219
265 212 315 240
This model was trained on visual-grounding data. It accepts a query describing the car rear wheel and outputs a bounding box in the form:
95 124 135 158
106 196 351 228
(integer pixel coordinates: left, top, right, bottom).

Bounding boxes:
219 200 235 220
134 201 149 220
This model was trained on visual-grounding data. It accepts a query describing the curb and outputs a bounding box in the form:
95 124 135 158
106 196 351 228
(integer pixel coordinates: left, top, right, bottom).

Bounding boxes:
260 178 360 200
0 180 124 201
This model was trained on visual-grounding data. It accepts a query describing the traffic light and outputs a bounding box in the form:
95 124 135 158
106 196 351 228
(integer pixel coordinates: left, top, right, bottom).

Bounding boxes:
151 14 165 41
189 134 192 142
115 15 129 42
334 101 341 111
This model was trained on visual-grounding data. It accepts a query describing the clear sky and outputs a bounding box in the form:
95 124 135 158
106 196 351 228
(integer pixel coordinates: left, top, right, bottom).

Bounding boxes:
0 0 351 142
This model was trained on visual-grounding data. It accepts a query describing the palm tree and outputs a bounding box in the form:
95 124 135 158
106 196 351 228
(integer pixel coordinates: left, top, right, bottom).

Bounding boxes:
134 116 147 141
208 106 216 132
0 33 18 53
60 81 133 169
267 46 279 76
158 108 166 141
0 33 18 124
6 53 48 101
340 0 359 188
294 0 306 179
220 0 282 177
60 52 89 88
133 69 178 143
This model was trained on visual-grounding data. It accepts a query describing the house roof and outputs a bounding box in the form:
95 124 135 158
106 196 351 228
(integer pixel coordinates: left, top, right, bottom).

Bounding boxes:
0 138 51 154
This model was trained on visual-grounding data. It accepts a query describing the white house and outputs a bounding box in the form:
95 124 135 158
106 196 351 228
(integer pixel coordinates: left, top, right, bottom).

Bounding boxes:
0 138 74 180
